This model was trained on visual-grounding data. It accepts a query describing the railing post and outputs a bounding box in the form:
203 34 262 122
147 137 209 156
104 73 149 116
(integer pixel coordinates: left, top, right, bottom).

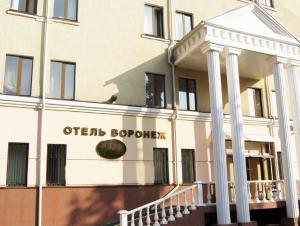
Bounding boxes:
195 182 204 206
119 210 129 226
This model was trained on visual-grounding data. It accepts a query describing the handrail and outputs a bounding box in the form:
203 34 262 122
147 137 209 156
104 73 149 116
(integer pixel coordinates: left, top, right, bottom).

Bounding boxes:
127 184 197 215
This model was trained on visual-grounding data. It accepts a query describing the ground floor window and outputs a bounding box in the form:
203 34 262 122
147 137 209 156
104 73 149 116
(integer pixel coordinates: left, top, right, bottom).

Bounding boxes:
277 152 284 180
181 149 195 184
153 148 169 184
6 143 29 186
47 144 66 186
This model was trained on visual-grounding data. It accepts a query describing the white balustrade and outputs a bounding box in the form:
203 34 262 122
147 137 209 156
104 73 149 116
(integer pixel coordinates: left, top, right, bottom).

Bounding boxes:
160 201 168 224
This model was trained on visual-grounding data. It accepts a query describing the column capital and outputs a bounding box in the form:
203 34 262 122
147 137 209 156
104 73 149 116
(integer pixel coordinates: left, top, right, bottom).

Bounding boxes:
274 56 288 64
223 46 241 56
287 59 300 67
200 42 224 54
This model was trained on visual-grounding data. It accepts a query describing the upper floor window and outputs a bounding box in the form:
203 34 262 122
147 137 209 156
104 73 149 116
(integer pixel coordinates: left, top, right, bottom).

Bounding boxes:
3 55 33 96
248 87 263 117
179 78 197 111
144 5 164 38
10 0 37 14
6 143 29 187
175 12 193 40
271 90 278 117
53 0 78 21
49 61 75 100
145 73 166 108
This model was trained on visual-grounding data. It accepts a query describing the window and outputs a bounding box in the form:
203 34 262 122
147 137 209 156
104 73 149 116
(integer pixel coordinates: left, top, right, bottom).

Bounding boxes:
6 143 29 187
277 152 284 180
3 55 33 96
145 73 166 108
153 148 169 184
175 12 193 40
248 88 263 117
257 0 274 7
271 90 278 117
10 0 37 14
49 61 75 100
179 78 197 111
53 0 78 21
181 149 195 184
144 5 164 38
46 144 66 186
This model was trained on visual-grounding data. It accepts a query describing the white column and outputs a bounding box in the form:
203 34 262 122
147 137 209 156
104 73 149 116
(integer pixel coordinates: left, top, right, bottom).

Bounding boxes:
287 60 300 177
273 57 299 219
201 43 231 225
225 47 250 223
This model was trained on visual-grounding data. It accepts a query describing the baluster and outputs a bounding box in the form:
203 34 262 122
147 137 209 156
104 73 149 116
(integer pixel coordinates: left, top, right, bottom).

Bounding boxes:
175 194 182 218
190 187 196 210
196 183 204 206
207 183 212 204
255 182 260 203
275 182 281 201
138 210 143 226
131 212 135 226
269 182 274 202
153 204 160 226
161 201 168 224
262 182 267 202
146 207 151 226
168 198 175 221
248 183 252 203
183 191 190 214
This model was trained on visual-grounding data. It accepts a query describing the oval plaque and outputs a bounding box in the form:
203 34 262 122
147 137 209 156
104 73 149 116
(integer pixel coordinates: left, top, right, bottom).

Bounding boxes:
96 139 126 159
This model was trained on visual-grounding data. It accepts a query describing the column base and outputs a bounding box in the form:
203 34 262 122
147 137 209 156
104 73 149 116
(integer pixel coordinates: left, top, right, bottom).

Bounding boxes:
238 221 258 226
280 217 298 226
214 223 238 226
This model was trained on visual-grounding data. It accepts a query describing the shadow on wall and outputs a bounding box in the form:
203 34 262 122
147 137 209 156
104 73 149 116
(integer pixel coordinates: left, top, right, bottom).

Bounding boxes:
104 50 171 107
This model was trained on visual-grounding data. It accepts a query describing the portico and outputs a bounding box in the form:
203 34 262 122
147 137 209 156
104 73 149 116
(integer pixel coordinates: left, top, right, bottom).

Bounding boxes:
173 3 300 225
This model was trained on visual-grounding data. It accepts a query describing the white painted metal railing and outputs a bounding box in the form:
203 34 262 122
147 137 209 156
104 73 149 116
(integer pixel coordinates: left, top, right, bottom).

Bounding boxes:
118 180 287 226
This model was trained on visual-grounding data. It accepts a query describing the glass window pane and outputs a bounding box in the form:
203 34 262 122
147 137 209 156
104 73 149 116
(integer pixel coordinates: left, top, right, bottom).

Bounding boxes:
176 13 183 40
248 88 255 116
144 5 153 34
54 0 65 18
271 91 278 117
64 64 75 99
20 58 33 96
184 14 192 34
145 74 165 108
179 78 187 110
67 0 77 20
155 8 163 37
4 56 19 95
28 0 36 14
188 79 196 110
50 62 62 99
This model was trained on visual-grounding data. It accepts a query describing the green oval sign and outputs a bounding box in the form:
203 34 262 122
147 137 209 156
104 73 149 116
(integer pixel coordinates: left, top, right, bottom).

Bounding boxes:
96 139 126 159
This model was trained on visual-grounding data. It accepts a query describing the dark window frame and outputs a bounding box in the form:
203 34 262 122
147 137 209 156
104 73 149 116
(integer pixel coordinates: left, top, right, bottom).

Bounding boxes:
53 0 79 22
10 0 38 15
153 148 169 184
178 77 197 111
144 4 164 39
181 149 196 184
248 87 264 118
3 54 34 97
49 60 76 100
46 144 67 186
6 142 29 187
175 11 193 40
145 72 166 109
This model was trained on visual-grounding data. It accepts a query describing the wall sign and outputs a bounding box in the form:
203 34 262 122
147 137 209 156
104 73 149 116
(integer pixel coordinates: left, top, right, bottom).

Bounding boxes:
96 139 126 159
63 127 166 139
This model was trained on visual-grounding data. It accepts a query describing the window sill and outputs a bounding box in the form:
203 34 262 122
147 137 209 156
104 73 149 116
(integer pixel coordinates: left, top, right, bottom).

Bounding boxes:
237 0 277 11
51 18 80 26
141 34 170 43
6 9 41 20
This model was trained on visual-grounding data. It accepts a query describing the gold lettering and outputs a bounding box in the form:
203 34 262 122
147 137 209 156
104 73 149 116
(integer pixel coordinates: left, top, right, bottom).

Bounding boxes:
119 130 127 137
89 128 98 136
98 129 106 136
158 132 166 139
63 126 72 135
73 127 80 135
135 131 143 138
111 129 118 137
81 127 88 136
151 131 157 139
143 131 150 138
128 130 134 137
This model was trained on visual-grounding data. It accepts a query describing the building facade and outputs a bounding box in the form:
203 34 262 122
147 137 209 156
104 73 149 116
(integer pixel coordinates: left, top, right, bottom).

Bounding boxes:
1 0 300 226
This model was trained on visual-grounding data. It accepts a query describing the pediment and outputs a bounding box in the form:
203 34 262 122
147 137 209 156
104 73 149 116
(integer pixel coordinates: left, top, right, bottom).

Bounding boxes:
207 3 298 43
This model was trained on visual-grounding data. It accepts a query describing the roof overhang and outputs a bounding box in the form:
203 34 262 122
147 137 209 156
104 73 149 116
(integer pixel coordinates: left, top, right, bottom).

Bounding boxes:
172 3 300 78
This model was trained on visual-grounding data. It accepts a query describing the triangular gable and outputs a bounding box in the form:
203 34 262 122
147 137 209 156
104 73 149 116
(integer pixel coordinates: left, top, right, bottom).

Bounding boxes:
206 3 298 43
